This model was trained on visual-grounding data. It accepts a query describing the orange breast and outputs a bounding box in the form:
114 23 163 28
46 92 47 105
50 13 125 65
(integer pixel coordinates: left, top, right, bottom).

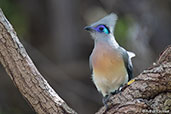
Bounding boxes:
91 43 126 80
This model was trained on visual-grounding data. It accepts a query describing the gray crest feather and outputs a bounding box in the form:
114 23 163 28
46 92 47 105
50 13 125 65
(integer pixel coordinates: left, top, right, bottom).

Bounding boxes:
90 13 118 33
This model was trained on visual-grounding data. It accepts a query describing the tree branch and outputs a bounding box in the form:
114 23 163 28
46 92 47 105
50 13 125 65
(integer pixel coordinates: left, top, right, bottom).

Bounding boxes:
0 9 77 114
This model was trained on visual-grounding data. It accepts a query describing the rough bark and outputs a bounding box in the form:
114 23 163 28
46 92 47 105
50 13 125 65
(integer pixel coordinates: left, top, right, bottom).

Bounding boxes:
0 9 77 114
0 8 170 114
96 46 171 114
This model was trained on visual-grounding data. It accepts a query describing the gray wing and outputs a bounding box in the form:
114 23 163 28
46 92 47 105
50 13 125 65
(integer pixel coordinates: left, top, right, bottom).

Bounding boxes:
118 47 134 81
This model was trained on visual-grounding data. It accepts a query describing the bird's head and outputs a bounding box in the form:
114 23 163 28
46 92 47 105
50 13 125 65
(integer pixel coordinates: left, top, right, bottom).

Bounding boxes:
84 13 118 41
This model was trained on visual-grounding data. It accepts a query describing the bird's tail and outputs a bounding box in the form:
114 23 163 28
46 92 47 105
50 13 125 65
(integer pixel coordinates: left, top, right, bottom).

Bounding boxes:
127 51 136 59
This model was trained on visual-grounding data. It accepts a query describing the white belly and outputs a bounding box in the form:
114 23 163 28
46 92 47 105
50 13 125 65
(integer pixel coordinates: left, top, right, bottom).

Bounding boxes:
92 72 128 96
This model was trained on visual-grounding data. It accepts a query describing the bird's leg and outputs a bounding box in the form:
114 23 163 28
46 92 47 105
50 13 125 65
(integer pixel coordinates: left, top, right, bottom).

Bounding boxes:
102 85 125 109
102 94 112 109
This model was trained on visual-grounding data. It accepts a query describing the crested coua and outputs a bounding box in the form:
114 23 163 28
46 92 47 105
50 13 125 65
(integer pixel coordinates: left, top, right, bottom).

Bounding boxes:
84 13 135 105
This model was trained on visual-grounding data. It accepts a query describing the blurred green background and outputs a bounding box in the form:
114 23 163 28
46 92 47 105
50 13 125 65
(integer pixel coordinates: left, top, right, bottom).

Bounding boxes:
0 0 171 114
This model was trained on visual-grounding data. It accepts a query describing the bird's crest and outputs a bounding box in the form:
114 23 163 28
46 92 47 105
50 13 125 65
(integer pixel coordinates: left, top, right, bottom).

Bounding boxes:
91 13 118 33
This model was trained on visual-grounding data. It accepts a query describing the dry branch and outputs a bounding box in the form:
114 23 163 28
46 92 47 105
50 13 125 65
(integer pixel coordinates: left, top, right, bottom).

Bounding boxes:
0 9 77 114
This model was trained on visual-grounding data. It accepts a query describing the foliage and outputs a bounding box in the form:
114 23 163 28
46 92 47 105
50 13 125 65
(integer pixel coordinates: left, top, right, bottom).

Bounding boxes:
0 0 29 38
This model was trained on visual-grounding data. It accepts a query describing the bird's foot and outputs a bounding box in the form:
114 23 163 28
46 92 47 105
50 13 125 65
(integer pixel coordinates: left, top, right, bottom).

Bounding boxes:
102 94 112 110
102 85 125 110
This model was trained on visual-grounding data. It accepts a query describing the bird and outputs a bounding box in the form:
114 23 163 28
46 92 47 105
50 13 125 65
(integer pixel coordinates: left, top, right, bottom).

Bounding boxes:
84 13 135 106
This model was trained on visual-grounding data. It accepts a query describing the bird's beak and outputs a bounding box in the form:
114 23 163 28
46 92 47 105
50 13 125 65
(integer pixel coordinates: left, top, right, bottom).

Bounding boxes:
84 26 95 32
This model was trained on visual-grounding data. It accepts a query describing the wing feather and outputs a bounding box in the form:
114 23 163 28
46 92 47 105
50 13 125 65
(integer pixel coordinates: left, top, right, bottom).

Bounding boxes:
118 47 135 81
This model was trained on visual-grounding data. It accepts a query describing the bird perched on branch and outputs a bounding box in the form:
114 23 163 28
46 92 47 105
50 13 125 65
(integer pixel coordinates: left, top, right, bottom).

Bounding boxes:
84 13 135 106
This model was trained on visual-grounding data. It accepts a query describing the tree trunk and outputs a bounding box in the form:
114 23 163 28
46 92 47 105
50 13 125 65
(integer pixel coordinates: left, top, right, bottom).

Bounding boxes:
0 8 170 114
0 9 77 114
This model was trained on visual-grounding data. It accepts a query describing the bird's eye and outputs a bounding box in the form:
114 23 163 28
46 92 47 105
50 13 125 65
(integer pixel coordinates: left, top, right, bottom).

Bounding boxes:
99 27 104 31
95 25 110 34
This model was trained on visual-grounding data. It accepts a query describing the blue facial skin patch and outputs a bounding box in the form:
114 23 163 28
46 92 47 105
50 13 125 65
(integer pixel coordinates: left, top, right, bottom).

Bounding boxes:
95 25 110 34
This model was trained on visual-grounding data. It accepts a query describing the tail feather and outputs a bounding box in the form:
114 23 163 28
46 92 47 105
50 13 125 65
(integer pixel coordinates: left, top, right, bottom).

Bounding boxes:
127 51 136 59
